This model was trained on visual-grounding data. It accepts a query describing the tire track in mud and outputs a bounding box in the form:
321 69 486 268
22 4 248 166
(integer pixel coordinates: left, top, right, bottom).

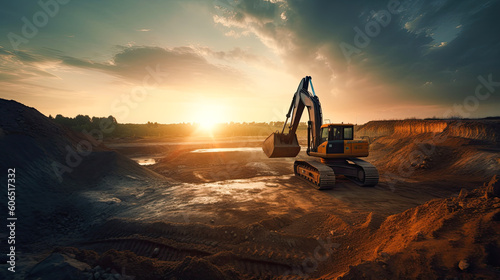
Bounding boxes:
81 237 212 260
80 219 332 277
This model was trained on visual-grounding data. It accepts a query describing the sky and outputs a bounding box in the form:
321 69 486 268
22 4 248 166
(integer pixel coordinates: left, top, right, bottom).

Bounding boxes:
0 0 499 125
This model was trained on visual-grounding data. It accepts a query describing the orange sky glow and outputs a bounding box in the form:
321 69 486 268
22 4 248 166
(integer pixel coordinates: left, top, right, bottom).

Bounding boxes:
1 1 499 125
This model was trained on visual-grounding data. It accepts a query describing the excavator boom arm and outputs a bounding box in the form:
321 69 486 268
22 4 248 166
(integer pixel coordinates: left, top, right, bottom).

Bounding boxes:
262 76 323 158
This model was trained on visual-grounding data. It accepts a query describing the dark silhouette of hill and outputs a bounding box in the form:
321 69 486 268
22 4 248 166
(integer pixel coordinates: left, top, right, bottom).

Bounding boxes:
0 98 162 250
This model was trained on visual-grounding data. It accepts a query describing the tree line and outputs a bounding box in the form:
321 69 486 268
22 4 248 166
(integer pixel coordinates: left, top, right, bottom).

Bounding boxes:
50 114 308 138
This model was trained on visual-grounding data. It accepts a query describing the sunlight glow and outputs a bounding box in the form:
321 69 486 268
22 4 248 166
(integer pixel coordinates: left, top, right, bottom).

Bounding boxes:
199 118 217 130
193 101 227 132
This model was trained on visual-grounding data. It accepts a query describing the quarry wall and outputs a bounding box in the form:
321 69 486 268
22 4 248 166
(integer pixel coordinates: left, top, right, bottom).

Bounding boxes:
356 119 500 142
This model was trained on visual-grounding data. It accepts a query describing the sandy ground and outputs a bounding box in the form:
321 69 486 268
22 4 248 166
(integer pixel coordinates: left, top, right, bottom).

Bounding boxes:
107 136 487 224
32 135 491 280
2 132 497 280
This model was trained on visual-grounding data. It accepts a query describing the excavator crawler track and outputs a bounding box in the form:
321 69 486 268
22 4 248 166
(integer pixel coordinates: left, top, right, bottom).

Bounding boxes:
346 158 379 187
322 158 379 187
294 160 335 190
294 158 379 189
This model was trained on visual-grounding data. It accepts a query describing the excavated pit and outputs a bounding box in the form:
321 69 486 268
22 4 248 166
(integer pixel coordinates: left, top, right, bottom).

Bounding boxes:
1 99 499 279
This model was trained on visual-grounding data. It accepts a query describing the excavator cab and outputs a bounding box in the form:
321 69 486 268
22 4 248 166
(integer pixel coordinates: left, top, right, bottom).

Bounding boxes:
321 125 353 142
312 124 369 158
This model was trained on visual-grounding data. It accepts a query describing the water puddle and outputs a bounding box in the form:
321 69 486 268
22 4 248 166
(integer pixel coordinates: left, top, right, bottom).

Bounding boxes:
107 138 264 148
191 147 262 153
132 157 156 165
178 175 292 206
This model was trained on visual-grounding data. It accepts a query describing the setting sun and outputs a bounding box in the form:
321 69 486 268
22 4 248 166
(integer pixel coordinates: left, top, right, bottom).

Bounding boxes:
199 118 217 130
193 101 227 131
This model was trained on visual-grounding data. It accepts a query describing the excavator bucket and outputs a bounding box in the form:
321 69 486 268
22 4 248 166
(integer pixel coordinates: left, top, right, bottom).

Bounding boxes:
262 132 301 158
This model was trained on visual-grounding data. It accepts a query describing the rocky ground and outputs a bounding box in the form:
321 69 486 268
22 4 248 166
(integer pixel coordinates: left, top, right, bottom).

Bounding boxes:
0 98 499 279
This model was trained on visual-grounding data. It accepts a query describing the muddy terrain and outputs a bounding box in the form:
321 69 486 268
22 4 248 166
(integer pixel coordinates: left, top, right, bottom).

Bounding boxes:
0 99 499 279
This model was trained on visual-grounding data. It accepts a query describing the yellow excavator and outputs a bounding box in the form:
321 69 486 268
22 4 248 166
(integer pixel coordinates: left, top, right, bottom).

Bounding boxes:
262 76 378 190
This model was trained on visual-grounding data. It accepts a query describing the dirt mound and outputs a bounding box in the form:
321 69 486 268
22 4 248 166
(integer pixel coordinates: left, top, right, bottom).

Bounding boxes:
370 133 499 181
48 247 238 280
361 119 500 182
174 256 234 280
336 176 500 279
0 99 162 248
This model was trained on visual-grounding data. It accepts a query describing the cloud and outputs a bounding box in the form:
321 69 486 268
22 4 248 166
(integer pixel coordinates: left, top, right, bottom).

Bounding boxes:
62 46 245 91
0 48 57 82
212 0 500 109
0 45 249 96
196 46 277 69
